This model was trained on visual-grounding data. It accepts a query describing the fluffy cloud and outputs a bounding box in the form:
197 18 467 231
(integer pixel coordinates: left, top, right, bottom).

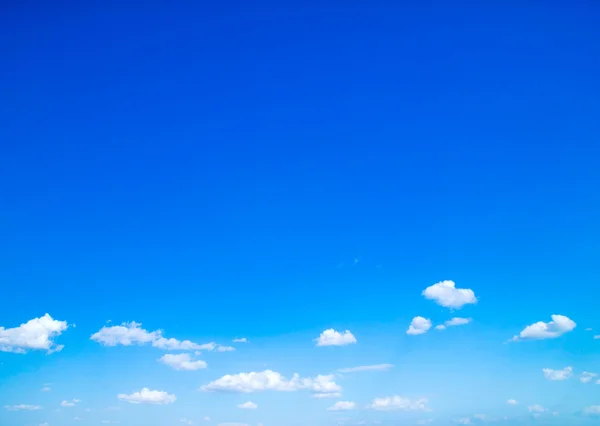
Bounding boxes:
580 372 598 383
201 370 341 395
512 315 576 341
117 388 176 404
181 419 194 425
338 364 393 373
4 404 42 411
369 396 429 411
237 401 257 409
422 280 477 309
91 322 227 352
327 401 356 411
233 338 247 343
436 317 472 330
0 314 68 354
61 399 81 407
315 329 357 347
159 353 207 371
407 317 431 335
584 406 600 416
528 404 546 413
543 367 573 381
312 393 342 398
507 399 518 405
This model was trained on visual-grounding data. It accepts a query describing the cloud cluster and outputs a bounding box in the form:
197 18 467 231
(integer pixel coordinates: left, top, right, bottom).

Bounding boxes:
327 401 356 411
407 317 431 335
201 370 341 396
117 388 176 404
436 317 472 331
369 396 429 411
0 314 68 354
91 322 231 352
542 366 573 381
512 315 576 341
315 329 357 347
422 280 477 309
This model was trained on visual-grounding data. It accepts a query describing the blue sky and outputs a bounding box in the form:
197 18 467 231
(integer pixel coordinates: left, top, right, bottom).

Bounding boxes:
1 0 600 425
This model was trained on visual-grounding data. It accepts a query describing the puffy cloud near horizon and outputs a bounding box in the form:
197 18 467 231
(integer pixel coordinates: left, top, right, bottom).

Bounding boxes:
4 404 42 411
369 396 429 411
0 314 68 354
512 315 576 341
422 280 477 309
237 401 257 409
407 317 431 335
327 401 356 411
543 367 573 381
159 353 207 371
315 329 357 346
201 370 341 395
90 322 229 352
117 388 176 404
436 317 472 330
580 372 597 383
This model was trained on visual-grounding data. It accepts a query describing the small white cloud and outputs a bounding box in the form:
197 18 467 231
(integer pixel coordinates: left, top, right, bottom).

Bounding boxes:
327 401 356 411
315 329 357 347
312 392 342 398
512 315 576 341
117 388 176 404
217 345 235 352
60 399 81 407
41 387 51 392
407 317 432 335
584 405 600 415
457 418 471 425
542 366 573 381
203 417 211 421
528 404 546 413
0 314 68 354
238 401 257 409
91 322 218 352
181 419 194 425
40 423 49 426
507 399 518 405
594 335 600 340
422 280 477 309
233 338 247 343
338 364 393 373
201 370 341 395
580 372 598 383
4 404 42 411
73 417 83 421
369 396 429 411
159 353 207 371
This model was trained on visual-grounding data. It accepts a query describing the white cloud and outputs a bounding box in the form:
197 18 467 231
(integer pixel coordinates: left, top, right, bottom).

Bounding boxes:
580 372 598 383
41 387 51 392
233 338 247 343
60 399 81 407
40 423 49 426
159 353 207 371
338 364 393 373
237 401 257 410
315 329 357 347
369 396 429 411
73 417 83 421
201 370 341 395
203 417 211 421
584 405 600 415
457 418 471 425
4 404 42 411
436 317 472 331
512 315 576 341
0 314 68 354
181 419 194 425
507 399 518 405
407 317 431 335
594 335 600 340
528 405 546 413
327 401 356 411
313 393 342 398
91 322 219 352
217 345 235 352
542 367 573 381
422 280 477 309
117 388 176 404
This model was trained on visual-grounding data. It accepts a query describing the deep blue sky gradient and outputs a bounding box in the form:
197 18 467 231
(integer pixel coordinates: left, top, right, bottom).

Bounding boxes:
1 1 600 425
